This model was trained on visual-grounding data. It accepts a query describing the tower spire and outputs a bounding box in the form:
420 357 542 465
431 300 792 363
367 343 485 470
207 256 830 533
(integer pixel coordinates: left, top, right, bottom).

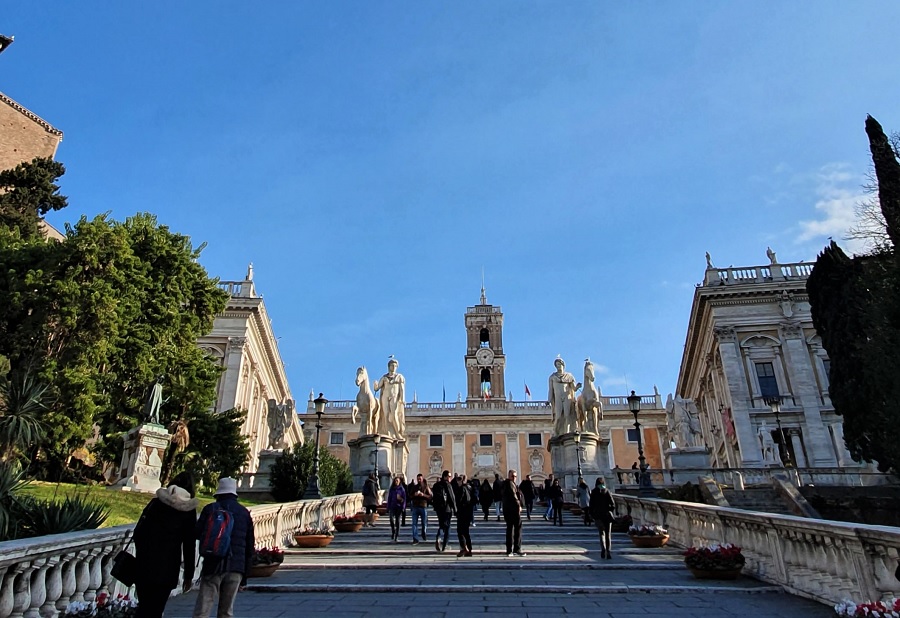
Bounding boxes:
480 267 487 305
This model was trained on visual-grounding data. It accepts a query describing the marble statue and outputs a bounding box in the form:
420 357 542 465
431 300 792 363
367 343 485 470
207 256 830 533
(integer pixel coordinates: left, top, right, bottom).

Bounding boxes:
266 398 294 450
575 358 602 433
705 252 713 269
143 376 165 424
548 357 580 435
767 246 777 265
373 356 406 439
666 394 702 448
351 366 380 436
758 422 781 465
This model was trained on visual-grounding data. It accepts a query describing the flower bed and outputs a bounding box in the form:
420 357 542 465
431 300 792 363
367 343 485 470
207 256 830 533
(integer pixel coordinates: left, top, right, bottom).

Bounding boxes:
627 524 669 548
834 598 900 617
294 527 334 548
252 547 284 566
683 543 745 579
627 524 668 537
65 592 137 617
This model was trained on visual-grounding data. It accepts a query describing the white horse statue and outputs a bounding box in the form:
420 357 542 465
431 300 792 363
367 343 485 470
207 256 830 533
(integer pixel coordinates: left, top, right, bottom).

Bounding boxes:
576 359 602 433
351 366 380 436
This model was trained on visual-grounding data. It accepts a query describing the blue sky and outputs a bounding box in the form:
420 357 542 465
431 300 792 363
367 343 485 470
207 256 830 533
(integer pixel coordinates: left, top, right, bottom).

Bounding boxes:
3 3 899 405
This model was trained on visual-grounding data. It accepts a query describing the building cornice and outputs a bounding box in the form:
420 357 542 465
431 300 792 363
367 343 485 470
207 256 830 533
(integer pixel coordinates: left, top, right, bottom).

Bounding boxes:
0 91 63 138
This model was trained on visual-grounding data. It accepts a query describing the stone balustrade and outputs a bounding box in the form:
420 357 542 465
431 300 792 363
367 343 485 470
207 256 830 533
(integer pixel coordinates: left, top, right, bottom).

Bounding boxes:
0 493 362 618
610 466 886 488
615 494 900 606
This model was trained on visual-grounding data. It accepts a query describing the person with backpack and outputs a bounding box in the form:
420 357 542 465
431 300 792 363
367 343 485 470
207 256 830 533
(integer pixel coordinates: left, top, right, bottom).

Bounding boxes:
454 473 474 556
133 471 197 618
431 469 457 552
193 477 255 618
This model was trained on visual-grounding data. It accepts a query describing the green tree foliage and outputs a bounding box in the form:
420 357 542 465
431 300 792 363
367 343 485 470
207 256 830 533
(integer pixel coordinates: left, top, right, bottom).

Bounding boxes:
0 210 229 476
808 115 900 474
0 158 67 241
168 407 251 489
0 368 50 462
269 442 354 502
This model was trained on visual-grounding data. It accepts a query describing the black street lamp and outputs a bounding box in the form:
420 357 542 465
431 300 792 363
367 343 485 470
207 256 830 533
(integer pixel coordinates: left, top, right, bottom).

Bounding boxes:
628 390 652 488
574 431 584 480
372 434 381 490
303 393 328 500
764 395 793 467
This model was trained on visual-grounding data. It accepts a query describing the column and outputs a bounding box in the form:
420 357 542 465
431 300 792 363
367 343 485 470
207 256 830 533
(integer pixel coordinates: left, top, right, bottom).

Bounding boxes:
406 433 421 477
506 432 521 474
219 337 247 412
715 326 761 465
452 433 466 476
790 432 808 467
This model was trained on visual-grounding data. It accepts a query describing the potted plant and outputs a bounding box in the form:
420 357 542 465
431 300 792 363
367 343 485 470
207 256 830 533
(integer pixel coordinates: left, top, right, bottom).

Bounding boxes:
683 543 746 579
65 592 138 617
611 514 633 533
293 527 334 548
627 524 669 548
834 598 900 617
248 546 285 577
333 514 365 533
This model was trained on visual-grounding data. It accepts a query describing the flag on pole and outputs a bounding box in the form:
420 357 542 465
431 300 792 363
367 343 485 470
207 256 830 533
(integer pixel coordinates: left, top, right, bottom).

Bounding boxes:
524 382 531 399
442 382 446 403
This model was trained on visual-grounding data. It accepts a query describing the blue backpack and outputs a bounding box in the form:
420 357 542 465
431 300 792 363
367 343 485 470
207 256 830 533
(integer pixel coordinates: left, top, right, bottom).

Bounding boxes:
199 504 234 559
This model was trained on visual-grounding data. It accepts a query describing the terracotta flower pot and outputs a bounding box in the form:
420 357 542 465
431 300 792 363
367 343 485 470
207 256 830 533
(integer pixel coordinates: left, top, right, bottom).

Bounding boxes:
687 566 742 580
629 534 669 548
293 534 333 548
248 563 280 578
334 521 364 533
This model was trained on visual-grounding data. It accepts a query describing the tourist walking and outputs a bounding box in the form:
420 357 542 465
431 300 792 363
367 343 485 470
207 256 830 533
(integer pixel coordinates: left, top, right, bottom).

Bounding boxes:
589 477 616 559
454 473 475 556
133 471 197 618
387 476 407 542
408 473 432 544
492 473 503 520
469 477 480 525
193 477 255 618
542 474 554 521
502 469 526 556
432 469 457 552
547 477 564 526
576 478 591 525
519 474 536 521
362 473 380 527
479 478 493 521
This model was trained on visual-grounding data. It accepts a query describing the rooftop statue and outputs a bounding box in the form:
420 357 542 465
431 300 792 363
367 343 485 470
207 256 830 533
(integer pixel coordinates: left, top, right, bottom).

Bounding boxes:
372 356 406 439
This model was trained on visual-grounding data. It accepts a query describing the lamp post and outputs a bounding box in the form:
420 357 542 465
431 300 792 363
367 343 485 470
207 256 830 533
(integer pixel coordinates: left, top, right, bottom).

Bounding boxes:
574 431 584 480
628 390 652 488
303 393 328 500
764 395 793 467
372 434 381 490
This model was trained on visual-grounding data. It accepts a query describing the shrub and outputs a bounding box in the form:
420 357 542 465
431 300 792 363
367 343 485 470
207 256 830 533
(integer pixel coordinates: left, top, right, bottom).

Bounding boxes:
269 442 354 502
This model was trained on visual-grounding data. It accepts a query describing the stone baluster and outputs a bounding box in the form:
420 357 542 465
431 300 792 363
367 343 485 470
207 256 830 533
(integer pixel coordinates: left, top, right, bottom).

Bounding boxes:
56 554 78 613
86 548 104 602
28 557 57 618
11 564 31 618
42 558 63 617
0 567 13 617
71 550 91 603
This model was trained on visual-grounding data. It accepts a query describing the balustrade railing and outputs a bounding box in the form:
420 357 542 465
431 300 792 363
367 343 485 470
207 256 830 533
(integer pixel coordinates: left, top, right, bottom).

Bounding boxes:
615 494 900 606
0 493 362 618
609 466 888 488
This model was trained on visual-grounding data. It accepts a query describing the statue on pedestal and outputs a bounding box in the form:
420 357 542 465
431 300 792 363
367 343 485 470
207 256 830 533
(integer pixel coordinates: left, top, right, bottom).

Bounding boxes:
548 357 580 436
758 422 782 465
351 366 381 436
373 356 406 439
266 399 294 450
666 394 703 448
143 376 165 425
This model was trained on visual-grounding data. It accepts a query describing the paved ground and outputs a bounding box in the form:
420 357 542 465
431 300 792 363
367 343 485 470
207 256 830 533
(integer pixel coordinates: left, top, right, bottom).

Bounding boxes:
165 512 835 617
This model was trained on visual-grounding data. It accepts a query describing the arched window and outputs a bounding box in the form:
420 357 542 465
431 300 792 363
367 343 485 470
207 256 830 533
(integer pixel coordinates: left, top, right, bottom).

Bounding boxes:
479 328 490 348
480 368 492 398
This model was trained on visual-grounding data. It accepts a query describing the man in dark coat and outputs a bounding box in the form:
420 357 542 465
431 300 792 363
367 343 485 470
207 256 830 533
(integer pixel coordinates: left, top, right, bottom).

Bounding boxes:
431 469 457 552
589 477 616 559
519 474 536 521
133 471 197 618
454 473 475 556
492 473 504 520
193 477 255 618
501 469 526 557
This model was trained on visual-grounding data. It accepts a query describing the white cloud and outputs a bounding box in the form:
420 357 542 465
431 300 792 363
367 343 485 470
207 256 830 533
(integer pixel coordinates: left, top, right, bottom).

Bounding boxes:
796 163 870 255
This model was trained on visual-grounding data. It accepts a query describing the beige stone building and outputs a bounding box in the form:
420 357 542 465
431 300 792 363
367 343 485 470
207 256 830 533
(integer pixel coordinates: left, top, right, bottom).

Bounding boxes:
675 252 856 470
304 290 668 485
198 266 303 487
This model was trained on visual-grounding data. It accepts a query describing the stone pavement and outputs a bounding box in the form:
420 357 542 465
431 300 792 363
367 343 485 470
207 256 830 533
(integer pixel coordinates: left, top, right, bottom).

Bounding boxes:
165 512 835 617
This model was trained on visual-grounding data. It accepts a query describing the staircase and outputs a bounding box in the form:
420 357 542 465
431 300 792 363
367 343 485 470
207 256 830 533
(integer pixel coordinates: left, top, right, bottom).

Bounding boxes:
722 487 796 516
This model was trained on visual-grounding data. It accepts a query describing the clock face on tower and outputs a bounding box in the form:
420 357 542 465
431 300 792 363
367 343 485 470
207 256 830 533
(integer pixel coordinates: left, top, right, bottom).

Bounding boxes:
475 348 495 366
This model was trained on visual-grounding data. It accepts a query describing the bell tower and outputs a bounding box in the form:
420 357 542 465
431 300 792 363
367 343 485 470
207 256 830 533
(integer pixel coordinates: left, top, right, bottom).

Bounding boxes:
464 285 506 402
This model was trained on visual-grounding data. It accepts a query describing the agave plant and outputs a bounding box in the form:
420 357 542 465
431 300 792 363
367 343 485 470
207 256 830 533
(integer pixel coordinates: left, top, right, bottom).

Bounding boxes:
0 369 50 461
0 461 29 541
16 493 109 537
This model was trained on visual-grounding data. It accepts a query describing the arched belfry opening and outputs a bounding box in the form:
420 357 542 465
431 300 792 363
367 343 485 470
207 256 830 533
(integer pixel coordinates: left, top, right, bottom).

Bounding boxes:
479 328 490 348
480 368 492 398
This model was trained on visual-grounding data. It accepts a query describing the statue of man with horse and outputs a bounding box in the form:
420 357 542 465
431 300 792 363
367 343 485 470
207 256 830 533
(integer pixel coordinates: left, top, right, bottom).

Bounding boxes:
576 358 603 434
351 366 381 436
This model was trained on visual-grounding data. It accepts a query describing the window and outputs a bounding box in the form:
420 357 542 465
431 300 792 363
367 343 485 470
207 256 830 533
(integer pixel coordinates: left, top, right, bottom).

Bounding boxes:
429 434 443 447
822 359 831 382
626 428 640 442
755 362 779 398
528 433 542 447
479 328 490 348
330 432 344 445
479 434 493 447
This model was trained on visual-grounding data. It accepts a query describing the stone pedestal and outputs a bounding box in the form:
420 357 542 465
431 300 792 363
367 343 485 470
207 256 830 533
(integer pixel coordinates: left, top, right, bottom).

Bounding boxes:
664 446 712 484
348 434 407 491
548 432 610 491
110 423 171 493
237 449 281 501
